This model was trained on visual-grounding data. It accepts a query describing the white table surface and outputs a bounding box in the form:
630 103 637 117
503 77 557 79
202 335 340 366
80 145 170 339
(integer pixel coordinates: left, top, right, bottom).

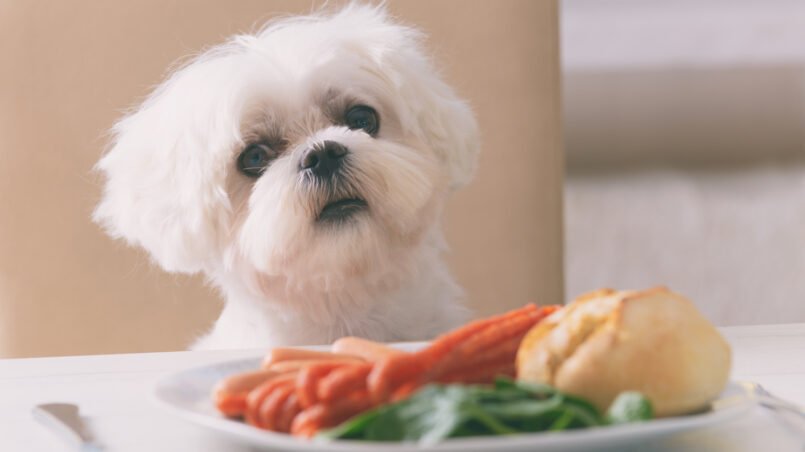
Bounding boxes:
1 324 804 452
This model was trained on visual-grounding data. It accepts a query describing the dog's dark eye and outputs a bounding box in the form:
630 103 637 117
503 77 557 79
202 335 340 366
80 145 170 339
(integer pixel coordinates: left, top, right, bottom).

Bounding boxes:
345 105 379 135
237 143 275 177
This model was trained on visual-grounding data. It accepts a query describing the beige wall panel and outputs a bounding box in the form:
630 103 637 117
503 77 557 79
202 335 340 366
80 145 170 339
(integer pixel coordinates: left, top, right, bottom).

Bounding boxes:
0 0 562 357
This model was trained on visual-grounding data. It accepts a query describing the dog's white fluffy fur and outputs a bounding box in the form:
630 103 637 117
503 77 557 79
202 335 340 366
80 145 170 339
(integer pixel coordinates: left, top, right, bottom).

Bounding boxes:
94 4 479 349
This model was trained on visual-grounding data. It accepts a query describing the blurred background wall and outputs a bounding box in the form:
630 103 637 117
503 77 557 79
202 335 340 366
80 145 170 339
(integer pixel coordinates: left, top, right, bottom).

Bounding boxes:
563 0 805 324
0 1 563 357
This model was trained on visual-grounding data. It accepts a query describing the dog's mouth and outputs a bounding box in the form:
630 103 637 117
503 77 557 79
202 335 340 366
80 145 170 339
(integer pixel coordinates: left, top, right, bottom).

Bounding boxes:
317 197 368 224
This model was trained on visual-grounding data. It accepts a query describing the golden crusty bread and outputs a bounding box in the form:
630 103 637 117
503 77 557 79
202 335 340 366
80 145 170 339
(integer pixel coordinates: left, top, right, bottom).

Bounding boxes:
516 287 731 417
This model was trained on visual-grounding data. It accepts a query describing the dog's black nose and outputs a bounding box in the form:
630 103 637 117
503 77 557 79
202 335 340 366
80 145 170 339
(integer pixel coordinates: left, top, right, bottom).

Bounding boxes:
300 141 348 178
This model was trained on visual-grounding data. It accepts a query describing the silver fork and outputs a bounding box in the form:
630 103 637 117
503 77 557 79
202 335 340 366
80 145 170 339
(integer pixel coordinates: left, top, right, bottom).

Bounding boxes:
741 381 805 440
32 403 104 451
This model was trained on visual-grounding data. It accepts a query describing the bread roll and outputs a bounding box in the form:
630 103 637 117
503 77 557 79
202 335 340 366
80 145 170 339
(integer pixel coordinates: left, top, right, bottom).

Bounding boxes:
516 287 731 416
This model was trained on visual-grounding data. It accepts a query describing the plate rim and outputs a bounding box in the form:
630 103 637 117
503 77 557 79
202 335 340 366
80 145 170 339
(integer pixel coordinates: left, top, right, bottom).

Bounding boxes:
152 354 754 451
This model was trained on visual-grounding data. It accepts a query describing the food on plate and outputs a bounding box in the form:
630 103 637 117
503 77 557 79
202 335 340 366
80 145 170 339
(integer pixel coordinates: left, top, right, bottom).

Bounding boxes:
606 391 654 425
264 359 363 374
516 287 731 417
214 348 370 417
331 336 405 361
321 378 653 444
262 348 365 368
210 287 731 444
213 369 289 417
292 303 557 437
212 303 558 437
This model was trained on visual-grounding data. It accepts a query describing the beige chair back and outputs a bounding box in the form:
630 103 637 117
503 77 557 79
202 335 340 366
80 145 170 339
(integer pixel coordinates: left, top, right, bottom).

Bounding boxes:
0 0 562 357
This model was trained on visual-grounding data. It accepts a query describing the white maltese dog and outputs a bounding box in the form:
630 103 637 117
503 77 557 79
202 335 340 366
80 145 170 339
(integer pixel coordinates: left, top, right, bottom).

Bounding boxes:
94 4 479 350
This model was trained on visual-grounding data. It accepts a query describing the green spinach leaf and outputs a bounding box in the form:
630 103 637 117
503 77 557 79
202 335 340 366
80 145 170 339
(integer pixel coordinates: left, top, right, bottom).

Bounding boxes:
318 377 652 444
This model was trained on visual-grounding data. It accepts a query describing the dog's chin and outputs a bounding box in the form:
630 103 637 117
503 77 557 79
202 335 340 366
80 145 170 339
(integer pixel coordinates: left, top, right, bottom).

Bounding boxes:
316 197 369 225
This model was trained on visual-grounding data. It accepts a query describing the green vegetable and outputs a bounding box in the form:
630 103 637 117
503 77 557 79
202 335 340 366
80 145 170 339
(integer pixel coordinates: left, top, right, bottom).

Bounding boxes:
317 378 655 444
605 391 654 424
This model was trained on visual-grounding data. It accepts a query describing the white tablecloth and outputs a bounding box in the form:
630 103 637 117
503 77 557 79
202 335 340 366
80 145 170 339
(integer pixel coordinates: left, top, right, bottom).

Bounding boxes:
1 324 803 451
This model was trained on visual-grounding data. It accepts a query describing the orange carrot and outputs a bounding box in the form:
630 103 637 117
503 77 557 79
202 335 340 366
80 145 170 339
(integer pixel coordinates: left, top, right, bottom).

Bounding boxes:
212 369 285 417
416 304 540 367
244 374 296 426
295 361 349 408
439 356 517 384
325 390 374 429
390 381 419 402
276 393 301 433
317 363 372 403
367 353 427 403
257 383 294 430
290 391 373 437
262 348 364 368
267 359 361 374
290 404 326 437
456 309 546 355
460 335 522 367
428 305 557 379
331 336 405 361
219 303 563 438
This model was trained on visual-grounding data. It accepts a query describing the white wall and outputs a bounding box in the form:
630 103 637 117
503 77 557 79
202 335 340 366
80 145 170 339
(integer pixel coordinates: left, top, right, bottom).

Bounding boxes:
563 0 805 167
563 0 805 324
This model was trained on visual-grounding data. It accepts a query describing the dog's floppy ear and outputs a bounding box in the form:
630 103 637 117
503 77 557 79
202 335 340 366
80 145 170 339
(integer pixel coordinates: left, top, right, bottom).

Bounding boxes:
381 27 480 190
410 74 480 190
93 57 237 273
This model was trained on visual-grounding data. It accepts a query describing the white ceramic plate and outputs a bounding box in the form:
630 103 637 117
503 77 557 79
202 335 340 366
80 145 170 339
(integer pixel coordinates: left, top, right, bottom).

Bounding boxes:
153 354 753 452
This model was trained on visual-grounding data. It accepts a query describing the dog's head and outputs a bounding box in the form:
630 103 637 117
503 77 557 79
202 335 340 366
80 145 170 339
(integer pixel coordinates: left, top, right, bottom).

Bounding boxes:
94 5 478 296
